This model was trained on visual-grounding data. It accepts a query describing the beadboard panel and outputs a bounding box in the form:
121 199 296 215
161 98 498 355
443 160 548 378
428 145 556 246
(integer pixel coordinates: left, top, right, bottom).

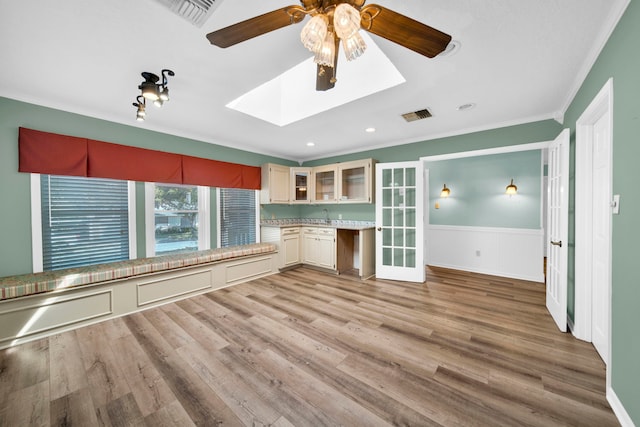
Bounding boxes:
427 225 544 282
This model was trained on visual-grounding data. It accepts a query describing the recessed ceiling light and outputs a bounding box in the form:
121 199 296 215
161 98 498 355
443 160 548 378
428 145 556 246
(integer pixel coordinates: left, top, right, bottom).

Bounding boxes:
306 142 315 147
365 127 376 133
456 103 476 111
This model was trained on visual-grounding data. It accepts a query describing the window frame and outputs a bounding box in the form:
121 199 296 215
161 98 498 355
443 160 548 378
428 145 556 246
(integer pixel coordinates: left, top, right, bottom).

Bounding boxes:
216 188 260 248
30 173 137 273
145 182 210 257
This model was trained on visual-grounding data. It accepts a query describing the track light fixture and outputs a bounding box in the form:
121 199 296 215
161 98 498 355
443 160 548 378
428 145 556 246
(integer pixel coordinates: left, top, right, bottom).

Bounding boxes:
133 69 174 121
132 95 146 121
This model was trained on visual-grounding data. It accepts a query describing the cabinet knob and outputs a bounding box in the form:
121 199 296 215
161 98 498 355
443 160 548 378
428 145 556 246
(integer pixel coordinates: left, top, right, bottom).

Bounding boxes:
377 227 382 231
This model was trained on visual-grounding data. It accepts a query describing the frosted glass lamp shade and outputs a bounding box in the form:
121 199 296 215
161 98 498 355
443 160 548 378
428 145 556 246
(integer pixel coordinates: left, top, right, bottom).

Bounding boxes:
342 31 367 61
334 4 361 39
301 14 328 53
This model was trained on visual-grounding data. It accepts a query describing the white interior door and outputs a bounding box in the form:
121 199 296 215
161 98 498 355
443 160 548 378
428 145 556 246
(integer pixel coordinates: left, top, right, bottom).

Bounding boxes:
375 161 424 282
591 111 612 363
546 129 570 332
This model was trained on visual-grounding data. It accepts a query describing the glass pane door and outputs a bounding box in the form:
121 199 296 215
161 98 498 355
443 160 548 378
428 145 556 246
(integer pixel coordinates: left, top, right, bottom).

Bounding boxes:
376 161 424 282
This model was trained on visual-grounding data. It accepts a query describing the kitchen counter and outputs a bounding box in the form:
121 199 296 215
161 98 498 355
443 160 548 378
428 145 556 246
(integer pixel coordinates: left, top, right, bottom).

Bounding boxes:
260 219 376 279
261 219 375 231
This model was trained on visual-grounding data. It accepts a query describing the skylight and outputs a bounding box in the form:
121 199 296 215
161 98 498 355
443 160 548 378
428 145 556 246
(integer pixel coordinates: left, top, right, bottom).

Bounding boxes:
226 32 405 126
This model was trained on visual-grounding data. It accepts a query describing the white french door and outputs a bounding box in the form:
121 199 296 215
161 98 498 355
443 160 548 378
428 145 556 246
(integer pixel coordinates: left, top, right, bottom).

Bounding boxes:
375 161 424 282
546 129 570 332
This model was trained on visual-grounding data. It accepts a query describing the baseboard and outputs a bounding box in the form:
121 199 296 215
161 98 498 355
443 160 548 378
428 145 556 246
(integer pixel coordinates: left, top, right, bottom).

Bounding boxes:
567 315 575 334
607 386 636 427
427 262 545 283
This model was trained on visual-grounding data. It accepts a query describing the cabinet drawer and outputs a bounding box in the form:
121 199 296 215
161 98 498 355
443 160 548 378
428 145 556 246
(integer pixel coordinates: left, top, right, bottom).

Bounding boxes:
281 227 300 235
317 228 335 236
302 227 317 235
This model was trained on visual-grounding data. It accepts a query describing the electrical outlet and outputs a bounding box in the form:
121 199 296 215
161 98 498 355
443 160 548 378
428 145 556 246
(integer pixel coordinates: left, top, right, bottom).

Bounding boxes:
338 214 342 220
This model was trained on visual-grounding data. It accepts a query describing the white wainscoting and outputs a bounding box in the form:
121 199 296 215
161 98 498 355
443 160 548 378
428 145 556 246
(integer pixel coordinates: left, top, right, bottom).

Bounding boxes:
426 225 545 282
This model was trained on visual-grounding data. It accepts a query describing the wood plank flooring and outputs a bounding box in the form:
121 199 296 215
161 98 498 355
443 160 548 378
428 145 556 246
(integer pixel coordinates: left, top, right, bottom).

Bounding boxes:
0 266 618 426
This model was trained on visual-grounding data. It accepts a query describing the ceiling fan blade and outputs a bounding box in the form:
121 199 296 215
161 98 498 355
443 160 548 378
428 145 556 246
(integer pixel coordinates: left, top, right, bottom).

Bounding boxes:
207 5 306 48
360 4 452 58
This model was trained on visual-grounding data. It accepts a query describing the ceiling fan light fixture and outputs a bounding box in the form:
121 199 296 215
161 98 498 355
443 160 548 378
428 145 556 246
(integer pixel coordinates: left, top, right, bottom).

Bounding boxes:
300 14 328 53
342 31 367 61
314 31 336 67
334 4 361 40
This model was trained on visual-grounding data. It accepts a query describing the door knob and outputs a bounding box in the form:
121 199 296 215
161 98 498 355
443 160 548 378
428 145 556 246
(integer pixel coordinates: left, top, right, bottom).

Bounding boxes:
550 240 562 247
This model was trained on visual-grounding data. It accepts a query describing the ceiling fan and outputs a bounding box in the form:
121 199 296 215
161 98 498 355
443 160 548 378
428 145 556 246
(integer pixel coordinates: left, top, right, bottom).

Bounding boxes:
206 0 452 91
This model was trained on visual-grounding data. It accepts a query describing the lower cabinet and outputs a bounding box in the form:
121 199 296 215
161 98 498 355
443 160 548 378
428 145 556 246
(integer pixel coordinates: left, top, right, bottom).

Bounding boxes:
302 227 336 270
281 227 301 268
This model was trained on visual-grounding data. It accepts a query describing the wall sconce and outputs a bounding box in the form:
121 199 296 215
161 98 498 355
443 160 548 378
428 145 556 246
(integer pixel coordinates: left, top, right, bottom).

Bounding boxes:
505 178 518 196
440 184 451 198
133 69 174 121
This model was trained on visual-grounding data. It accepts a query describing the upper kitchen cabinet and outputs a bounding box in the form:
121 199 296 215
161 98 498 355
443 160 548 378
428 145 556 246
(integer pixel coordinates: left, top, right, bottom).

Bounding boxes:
290 167 313 204
261 163 290 204
313 164 337 203
338 159 375 203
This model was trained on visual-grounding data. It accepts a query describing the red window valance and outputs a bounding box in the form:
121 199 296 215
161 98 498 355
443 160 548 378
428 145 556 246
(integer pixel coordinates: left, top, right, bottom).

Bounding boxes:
18 127 261 190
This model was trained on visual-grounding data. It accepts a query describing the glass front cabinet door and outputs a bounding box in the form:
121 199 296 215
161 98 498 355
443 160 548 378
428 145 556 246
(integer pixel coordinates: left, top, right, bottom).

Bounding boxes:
313 164 337 203
338 159 374 203
290 167 312 204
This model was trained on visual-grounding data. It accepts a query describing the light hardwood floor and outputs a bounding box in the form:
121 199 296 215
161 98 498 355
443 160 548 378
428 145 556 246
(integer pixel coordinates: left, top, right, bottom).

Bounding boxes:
0 266 618 426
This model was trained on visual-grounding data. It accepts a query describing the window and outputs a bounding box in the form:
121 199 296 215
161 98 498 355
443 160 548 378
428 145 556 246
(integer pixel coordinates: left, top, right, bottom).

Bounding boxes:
145 183 209 256
218 188 259 247
33 174 135 272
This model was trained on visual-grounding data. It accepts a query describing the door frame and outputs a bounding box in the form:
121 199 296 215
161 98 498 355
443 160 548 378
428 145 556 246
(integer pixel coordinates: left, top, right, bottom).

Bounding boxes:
574 78 613 368
420 141 550 269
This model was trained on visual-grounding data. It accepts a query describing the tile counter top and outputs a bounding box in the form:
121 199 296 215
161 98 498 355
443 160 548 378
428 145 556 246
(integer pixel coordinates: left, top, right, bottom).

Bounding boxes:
261 219 375 231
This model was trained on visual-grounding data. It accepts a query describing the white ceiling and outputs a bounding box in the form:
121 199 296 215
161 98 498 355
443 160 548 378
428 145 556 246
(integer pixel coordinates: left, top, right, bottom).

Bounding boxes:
0 0 629 163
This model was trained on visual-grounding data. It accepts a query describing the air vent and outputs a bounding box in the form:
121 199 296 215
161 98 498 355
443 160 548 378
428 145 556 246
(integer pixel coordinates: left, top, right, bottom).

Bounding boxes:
401 108 432 122
153 0 223 27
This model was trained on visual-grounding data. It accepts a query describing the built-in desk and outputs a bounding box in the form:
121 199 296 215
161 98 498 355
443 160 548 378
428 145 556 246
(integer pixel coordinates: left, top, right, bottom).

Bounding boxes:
336 227 375 279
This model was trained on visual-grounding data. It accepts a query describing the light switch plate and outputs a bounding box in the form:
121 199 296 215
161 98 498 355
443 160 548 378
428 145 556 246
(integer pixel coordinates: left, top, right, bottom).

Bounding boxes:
612 194 620 214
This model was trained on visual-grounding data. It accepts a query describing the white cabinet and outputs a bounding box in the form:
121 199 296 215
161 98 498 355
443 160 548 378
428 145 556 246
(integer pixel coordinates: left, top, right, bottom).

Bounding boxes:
290 167 313 204
281 227 301 268
338 159 374 203
261 163 290 204
260 226 300 269
312 164 337 203
302 227 335 270
261 159 375 205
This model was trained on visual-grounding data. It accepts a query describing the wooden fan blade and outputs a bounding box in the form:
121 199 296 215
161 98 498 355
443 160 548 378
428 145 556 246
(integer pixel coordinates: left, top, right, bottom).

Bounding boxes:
360 4 452 58
207 5 306 48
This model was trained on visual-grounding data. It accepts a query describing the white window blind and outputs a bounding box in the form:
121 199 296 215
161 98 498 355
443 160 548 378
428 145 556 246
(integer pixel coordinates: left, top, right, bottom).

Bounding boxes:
41 175 129 271
219 188 257 247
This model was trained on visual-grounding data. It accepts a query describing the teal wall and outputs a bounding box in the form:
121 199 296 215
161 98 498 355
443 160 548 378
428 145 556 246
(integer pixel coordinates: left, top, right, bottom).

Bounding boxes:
0 96 294 277
426 150 542 229
2 1 639 419
561 0 639 421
